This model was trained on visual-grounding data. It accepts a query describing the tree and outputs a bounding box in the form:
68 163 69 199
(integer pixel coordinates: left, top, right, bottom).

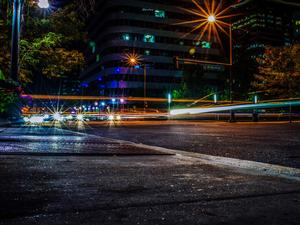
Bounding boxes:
252 45 300 98
0 89 18 114
19 3 85 84
0 1 85 113
19 32 84 83
0 0 11 81
0 1 85 84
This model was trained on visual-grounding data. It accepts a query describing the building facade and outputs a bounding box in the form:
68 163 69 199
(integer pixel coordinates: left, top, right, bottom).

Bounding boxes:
231 0 300 97
81 0 227 98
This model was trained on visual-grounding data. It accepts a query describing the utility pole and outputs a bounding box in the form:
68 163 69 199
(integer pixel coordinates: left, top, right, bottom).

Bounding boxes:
143 64 147 112
10 0 24 82
228 24 235 123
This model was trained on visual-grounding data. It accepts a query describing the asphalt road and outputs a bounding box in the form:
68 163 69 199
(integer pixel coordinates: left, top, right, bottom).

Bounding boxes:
0 126 300 225
70 121 300 168
1 155 300 225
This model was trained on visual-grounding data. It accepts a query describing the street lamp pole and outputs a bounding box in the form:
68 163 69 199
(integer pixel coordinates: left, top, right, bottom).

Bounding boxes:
229 24 233 102
6 0 24 122
126 54 147 111
7 0 49 122
10 0 24 82
229 23 235 122
143 64 147 112
10 0 49 82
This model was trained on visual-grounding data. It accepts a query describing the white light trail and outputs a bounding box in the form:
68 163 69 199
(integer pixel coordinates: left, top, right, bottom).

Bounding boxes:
170 101 300 116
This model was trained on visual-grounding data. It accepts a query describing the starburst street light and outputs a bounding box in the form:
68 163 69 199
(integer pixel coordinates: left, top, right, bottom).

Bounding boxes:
175 0 237 50
207 15 216 23
130 58 136 64
123 52 142 67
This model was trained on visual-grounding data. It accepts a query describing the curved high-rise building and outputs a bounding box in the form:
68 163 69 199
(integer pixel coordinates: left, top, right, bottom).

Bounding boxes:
81 0 226 97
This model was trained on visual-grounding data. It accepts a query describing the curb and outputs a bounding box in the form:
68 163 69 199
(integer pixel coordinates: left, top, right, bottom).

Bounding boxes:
1 127 300 182
62 128 300 182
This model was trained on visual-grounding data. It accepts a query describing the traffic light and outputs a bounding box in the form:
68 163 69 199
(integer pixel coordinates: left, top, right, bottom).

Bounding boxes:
173 56 179 69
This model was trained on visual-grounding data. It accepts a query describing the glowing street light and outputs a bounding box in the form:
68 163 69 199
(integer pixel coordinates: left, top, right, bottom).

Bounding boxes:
77 114 84 121
53 112 63 121
123 52 142 67
207 15 216 23
254 95 258 104
29 116 44 124
213 94 217 104
130 57 136 65
38 0 49 9
168 93 172 115
167 93 172 104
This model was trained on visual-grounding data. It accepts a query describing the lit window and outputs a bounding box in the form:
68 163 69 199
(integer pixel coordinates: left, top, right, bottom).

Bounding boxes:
155 9 165 18
96 54 100 62
122 34 130 41
144 50 151 55
201 41 211 49
143 34 155 43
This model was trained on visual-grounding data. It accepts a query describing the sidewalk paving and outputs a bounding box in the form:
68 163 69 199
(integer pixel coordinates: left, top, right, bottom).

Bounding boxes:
0 127 299 225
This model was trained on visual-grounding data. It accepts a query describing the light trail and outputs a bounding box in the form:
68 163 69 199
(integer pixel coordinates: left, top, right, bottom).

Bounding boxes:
22 94 249 104
170 101 300 116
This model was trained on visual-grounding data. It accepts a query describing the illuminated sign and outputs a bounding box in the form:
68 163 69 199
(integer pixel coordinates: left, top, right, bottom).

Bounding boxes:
155 10 165 18
143 34 155 43
201 41 211 49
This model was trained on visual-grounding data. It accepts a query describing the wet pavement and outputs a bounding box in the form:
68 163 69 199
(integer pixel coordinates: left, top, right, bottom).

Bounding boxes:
0 127 169 156
0 126 300 225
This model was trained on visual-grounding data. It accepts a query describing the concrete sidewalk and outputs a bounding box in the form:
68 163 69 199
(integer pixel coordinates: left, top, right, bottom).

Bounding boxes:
0 127 300 225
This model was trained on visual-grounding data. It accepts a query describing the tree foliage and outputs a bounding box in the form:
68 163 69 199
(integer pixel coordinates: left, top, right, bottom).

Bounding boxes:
0 89 18 113
252 45 300 98
0 0 11 81
0 1 85 84
19 32 84 83
0 1 85 113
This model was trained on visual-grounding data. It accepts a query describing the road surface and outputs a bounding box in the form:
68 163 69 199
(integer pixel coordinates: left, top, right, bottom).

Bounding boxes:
0 124 299 225
68 121 300 168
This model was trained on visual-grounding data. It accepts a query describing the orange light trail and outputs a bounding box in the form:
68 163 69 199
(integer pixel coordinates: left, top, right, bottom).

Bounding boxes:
23 94 250 104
